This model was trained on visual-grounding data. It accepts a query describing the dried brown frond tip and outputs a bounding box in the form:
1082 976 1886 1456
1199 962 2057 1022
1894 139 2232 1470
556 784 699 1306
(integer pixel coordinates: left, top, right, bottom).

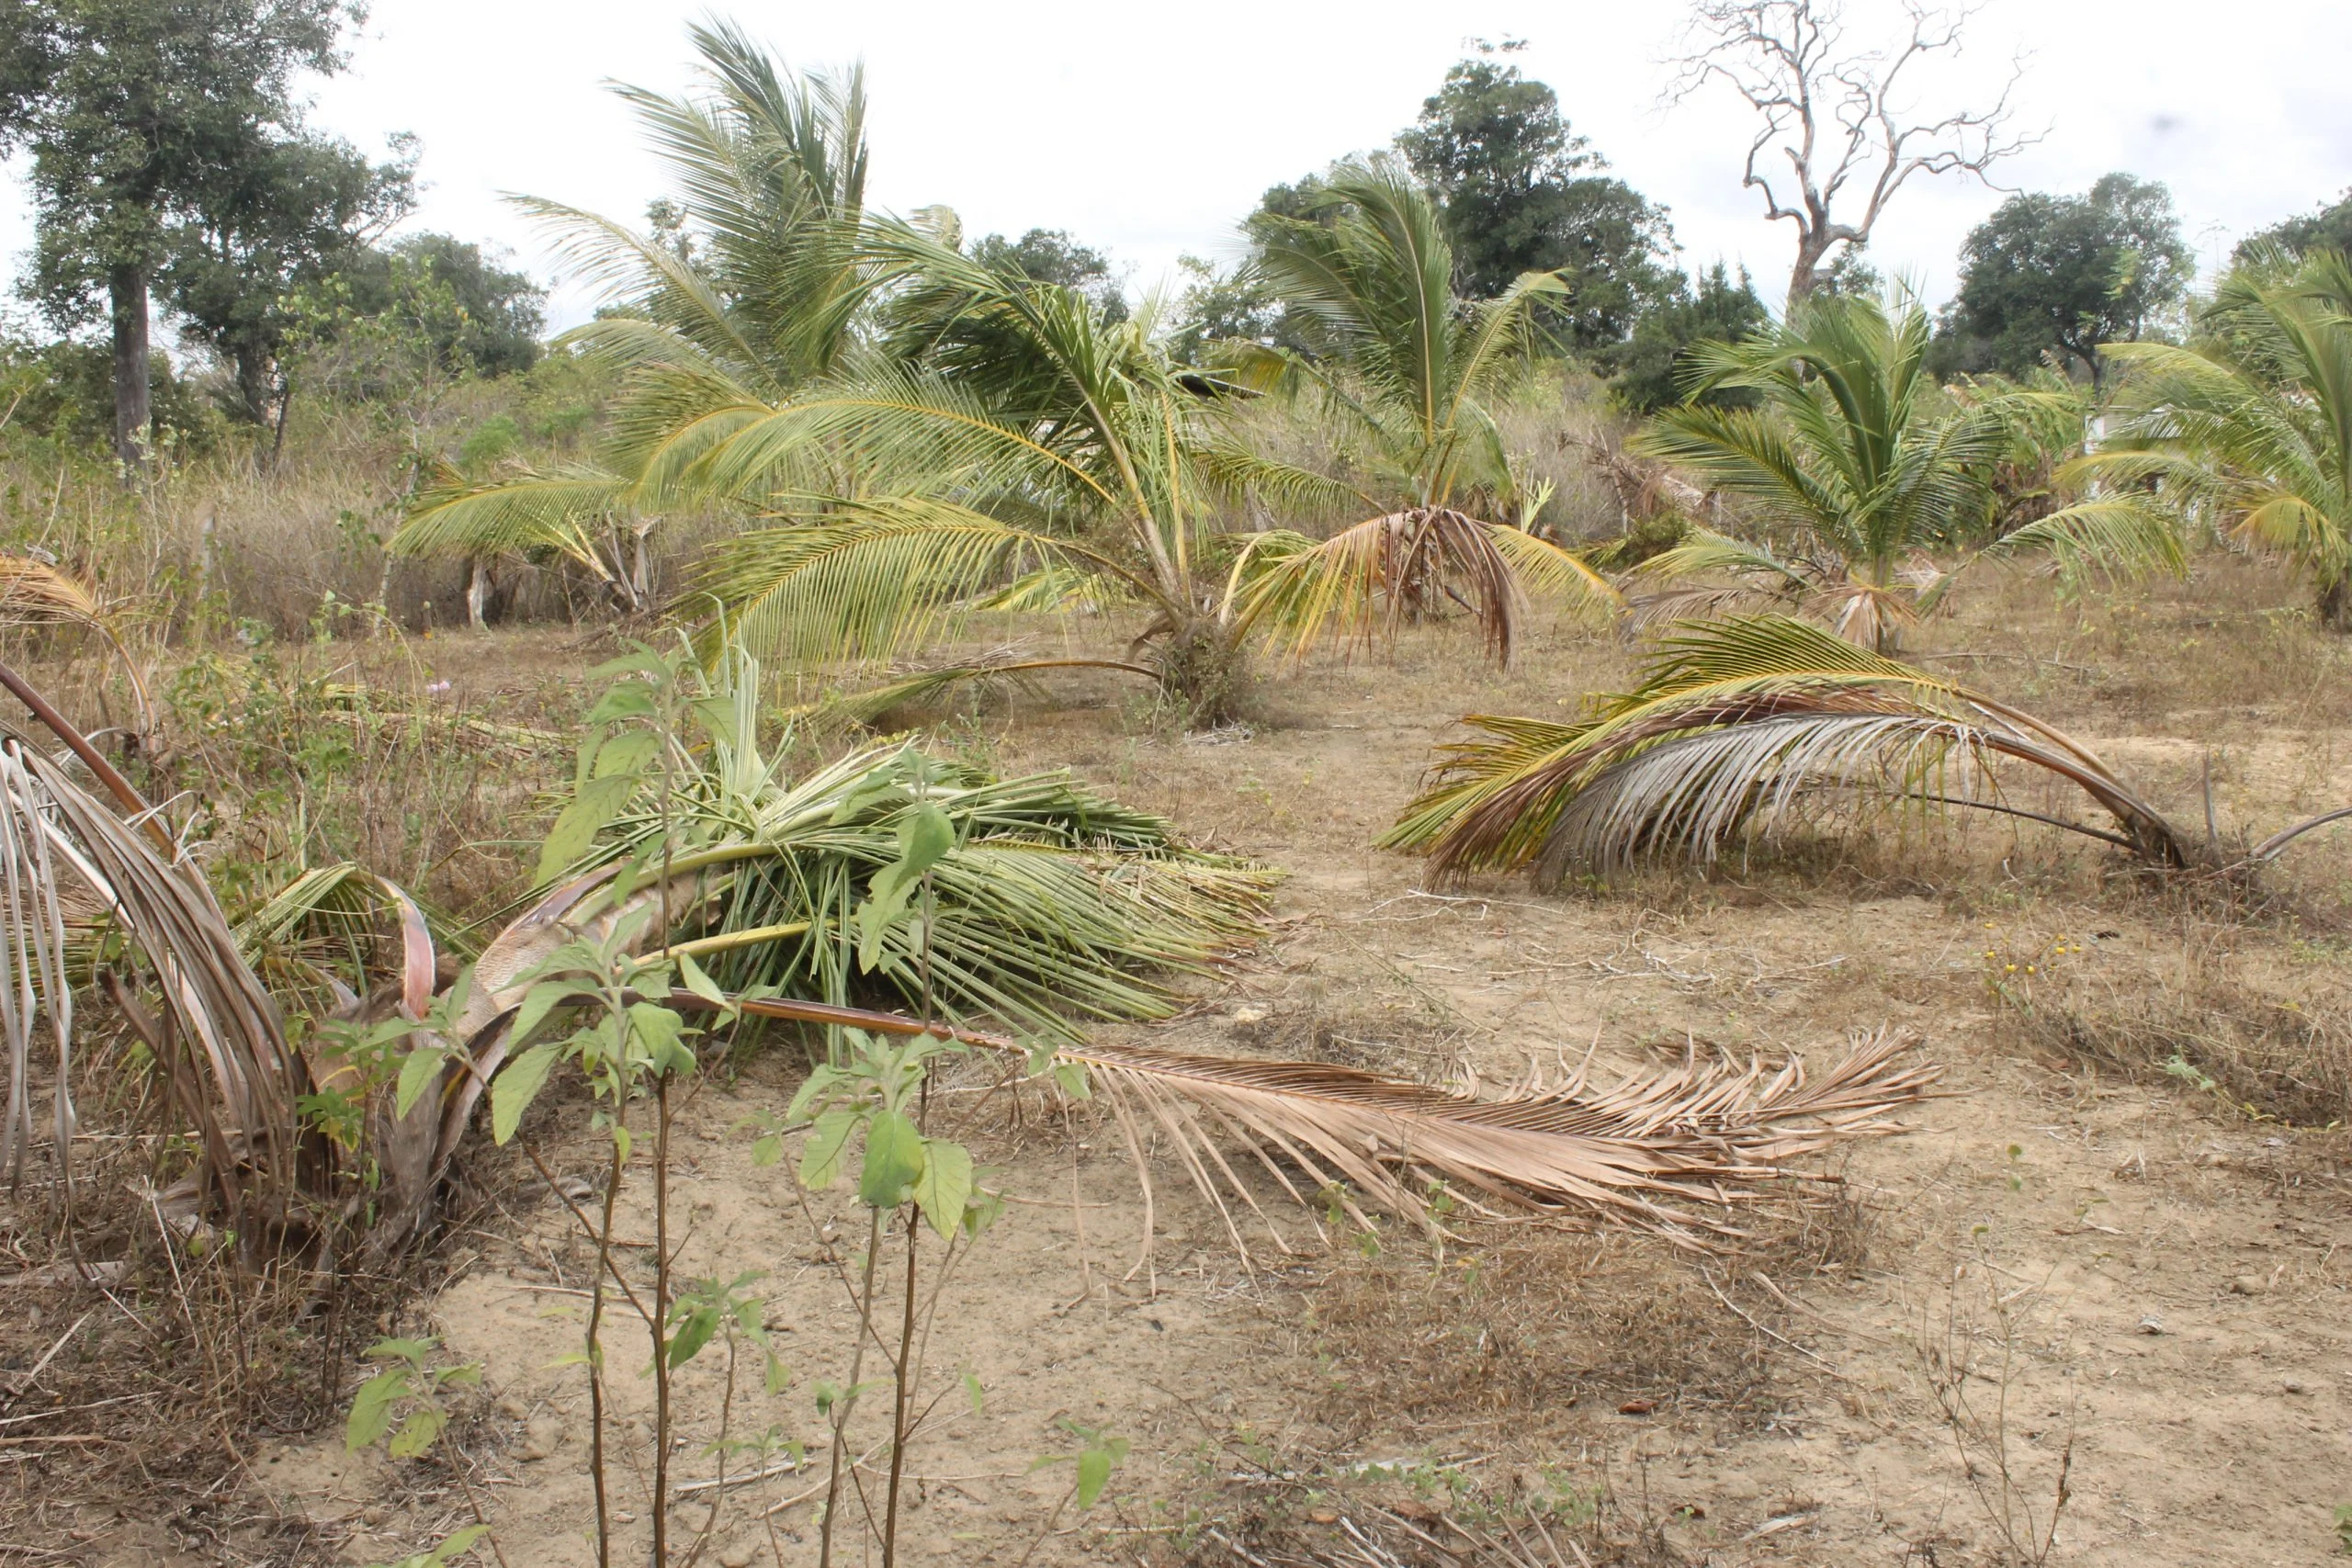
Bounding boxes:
1074 1023 1941 1256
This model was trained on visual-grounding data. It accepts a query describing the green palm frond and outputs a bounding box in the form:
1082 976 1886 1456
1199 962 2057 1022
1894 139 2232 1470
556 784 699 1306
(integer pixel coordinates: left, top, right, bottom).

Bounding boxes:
392 469 636 578
2092 254 2352 605
694 497 1132 664
1983 499 2186 581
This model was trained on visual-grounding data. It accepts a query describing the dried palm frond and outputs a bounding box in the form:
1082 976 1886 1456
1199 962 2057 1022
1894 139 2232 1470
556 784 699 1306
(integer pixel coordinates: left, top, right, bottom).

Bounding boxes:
1386 615 2197 886
669 991 1939 1248
796 652 1159 730
0 554 154 735
0 716 311 1221
1227 506 1615 666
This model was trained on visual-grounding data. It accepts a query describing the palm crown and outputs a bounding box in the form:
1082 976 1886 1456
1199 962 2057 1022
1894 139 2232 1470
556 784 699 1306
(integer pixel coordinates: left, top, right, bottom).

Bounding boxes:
2084 249 2352 625
1628 290 2178 648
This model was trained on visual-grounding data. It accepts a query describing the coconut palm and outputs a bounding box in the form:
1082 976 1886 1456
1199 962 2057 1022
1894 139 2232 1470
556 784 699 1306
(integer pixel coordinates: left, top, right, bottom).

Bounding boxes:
2083 249 2352 626
1629 291 2179 649
1385 615 2352 888
390 20 878 607
1208 160 1619 657
578 211 1612 721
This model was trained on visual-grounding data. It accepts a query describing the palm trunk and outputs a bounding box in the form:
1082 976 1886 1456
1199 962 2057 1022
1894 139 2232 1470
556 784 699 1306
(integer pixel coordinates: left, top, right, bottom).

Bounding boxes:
2320 576 2351 632
108 265 153 473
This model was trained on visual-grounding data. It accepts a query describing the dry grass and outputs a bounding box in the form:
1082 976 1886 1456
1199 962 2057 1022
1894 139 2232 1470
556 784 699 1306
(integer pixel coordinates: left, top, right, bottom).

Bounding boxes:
1295 1190 1872 1438
2013 945 2352 1126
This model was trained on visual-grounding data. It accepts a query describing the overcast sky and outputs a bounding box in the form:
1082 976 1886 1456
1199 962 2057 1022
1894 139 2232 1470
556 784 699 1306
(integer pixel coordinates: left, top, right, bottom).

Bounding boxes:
9 0 2352 333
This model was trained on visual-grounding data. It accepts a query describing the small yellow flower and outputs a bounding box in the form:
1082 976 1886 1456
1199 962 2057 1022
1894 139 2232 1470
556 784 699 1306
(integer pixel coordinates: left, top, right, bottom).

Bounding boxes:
2006 964 2017 973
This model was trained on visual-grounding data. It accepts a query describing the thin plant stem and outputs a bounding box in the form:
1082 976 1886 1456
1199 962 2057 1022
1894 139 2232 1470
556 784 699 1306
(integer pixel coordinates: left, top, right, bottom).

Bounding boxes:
819 1205 885 1568
882 1205 920 1567
585 1109 628 1568
651 1070 674 1567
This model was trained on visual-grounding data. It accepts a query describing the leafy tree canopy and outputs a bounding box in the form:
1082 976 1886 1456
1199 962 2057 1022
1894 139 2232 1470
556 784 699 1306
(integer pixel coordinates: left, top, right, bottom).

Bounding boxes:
0 0 382 458
330 232 548 378
1396 40 1678 344
2234 188 2352 267
968 228 1127 322
1606 261 1771 413
164 130 415 424
1933 173 2191 386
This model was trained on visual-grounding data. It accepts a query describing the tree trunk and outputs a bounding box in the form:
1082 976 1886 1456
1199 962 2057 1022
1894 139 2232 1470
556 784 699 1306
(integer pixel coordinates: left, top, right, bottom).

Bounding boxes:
466 558 492 630
232 345 273 428
2320 576 2351 632
107 265 153 472
1785 232 1836 311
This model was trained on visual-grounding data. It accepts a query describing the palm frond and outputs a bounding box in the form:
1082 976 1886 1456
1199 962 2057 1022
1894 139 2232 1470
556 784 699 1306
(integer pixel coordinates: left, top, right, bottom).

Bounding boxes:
1227 507 1599 665
0 718 311 1217
0 555 154 733
694 499 1124 664
1982 499 2186 581
803 654 1159 730
1390 615 2193 884
669 990 1941 1245
392 469 635 578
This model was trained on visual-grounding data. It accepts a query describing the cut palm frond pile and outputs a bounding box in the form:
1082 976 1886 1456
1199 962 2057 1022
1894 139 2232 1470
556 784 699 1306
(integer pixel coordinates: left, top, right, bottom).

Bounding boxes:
1386 615 2352 887
546 637 1276 1037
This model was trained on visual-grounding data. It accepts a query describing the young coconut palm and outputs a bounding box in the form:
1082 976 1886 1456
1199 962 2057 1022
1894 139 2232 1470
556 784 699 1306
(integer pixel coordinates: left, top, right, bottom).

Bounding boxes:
1386 615 2352 887
390 21 878 607
2082 249 2352 626
1209 159 1621 659
1629 291 2179 649
615 215 1601 723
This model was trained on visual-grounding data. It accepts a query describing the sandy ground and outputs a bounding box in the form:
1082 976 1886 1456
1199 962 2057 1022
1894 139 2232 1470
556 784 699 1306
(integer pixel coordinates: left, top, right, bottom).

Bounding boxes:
20 559 2352 1566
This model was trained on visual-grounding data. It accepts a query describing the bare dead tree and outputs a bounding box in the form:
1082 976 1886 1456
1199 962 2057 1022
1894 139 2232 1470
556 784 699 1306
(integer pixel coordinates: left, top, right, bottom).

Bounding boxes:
1666 0 2038 308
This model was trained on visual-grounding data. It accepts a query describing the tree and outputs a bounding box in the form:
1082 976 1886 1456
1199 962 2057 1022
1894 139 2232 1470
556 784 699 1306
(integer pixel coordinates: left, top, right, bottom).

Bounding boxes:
1630 289 2177 649
2233 188 2352 267
1608 261 1771 413
390 21 878 615
164 131 415 429
334 232 548 378
2085 252 2352 626
968 228 1127 323
0 0 366 468
1934 174 2190 386
1397 42 1677 344
1666 0 2034 308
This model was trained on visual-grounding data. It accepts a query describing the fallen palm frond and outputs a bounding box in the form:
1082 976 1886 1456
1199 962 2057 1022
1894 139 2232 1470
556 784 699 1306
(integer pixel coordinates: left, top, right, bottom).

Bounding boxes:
374 636 1279 1224
0 554 154 736
0 710 312 1224
668 992 1939 1247
313 683 568 759
1388 615 2202 885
